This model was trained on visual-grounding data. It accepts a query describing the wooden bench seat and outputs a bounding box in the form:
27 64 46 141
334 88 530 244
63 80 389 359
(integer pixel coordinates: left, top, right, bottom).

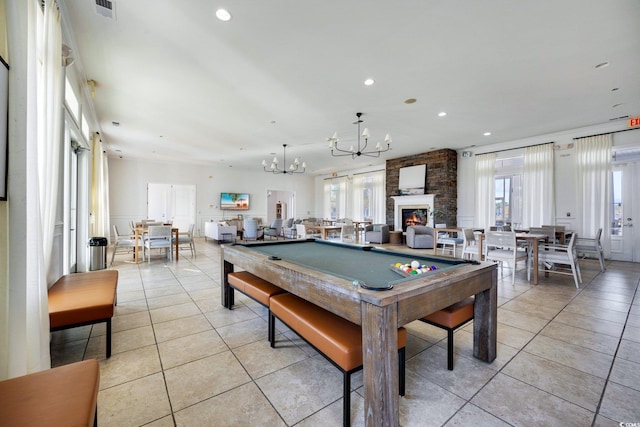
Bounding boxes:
420 297 474 370
227 271 287 342
269 293 406 427
0 359 100 427
48 270 118 358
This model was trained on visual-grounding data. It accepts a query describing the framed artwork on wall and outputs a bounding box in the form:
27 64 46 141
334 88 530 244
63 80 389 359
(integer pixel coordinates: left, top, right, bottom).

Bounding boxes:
398 164 426 195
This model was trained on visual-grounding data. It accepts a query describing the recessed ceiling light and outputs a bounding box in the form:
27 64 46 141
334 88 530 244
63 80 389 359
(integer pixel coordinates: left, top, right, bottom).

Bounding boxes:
483 132 491 136
364 78 375 86
216 8 232 21
594 61 609 69
611 87 619 91
111 121 120 126
612 103 623 108
438 112 447 117
404 98 417 104
270 120 276 124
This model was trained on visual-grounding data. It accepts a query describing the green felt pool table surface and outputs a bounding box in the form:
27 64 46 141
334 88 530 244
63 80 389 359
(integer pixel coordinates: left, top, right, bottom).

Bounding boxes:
238 239 473 290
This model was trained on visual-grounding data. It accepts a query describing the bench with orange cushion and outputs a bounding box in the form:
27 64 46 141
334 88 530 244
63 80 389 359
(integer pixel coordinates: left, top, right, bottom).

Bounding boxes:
0 359 100 427
48 270 118 358
227 271 287 342
420 297 474 370
269 293 406 427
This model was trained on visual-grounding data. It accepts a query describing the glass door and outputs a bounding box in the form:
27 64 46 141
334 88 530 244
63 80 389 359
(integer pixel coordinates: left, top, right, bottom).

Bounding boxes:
610 162 638 262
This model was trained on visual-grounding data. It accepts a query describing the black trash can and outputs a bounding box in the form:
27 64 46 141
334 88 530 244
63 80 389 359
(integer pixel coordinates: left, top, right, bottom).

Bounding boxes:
88 237 108 271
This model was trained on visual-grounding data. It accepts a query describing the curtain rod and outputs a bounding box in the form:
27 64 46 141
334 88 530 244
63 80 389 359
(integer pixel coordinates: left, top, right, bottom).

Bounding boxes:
476 141 554 157
323 169 385 181
573 127 637 140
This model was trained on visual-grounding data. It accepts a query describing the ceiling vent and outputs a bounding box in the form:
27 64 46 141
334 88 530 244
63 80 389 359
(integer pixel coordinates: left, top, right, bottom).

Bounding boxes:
96 0 115 19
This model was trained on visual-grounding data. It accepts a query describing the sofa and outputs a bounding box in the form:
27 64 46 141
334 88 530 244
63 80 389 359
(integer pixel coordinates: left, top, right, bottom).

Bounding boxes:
365 224 389 244
406 226 435 249
204 221 238 243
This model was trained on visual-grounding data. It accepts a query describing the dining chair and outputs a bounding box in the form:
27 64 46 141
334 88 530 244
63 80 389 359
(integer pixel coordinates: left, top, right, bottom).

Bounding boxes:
143 225 173 263
537 233 582 288
461 228 481 260
340 224 356 243
110 225 140 266
174 223 196 257
575 228 605 272
435 224 463 257
484 231 529 285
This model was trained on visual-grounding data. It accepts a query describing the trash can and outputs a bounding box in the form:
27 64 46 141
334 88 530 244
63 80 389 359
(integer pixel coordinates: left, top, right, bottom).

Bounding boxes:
88 237 108 271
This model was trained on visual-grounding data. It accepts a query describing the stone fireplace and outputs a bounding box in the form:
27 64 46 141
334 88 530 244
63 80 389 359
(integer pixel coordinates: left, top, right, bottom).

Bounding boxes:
390 194 435 231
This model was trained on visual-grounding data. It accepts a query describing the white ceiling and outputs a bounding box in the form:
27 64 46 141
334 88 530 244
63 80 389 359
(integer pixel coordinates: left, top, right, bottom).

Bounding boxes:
61 0 640 175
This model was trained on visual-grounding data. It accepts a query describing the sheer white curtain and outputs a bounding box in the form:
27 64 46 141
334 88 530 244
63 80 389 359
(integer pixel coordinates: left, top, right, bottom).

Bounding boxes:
522 143 554 228
352 174 365 220
91 135 110 240
369 170 386 223
576 134 611 256
38 0 64 280
323 179 332 219
475 153 497 229
4 0 61 377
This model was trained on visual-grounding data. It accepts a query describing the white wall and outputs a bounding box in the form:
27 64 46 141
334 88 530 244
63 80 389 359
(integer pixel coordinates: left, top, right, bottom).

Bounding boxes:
108 158 315 237
457 122 640 233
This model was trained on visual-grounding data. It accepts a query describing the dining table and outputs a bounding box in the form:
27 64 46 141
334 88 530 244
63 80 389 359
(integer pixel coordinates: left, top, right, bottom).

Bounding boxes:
133 225 179 263
477 232 548 285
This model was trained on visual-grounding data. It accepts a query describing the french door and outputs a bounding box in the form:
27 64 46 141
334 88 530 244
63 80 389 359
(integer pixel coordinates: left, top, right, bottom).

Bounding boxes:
610 162 639 262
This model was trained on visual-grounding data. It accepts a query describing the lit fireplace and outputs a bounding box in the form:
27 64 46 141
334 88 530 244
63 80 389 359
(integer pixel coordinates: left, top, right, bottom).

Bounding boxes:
391 194 435 231
401 209 428 231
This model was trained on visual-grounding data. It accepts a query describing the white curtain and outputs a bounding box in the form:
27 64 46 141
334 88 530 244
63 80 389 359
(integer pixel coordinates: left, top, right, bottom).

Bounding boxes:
351 170 385 223
369 170 386 223
323 179 332 219
38 0 64 281
5 0 61 377
91 135 110 241
352 174 364 220
576 134 611 256
522 143 554 228
475 153 497 229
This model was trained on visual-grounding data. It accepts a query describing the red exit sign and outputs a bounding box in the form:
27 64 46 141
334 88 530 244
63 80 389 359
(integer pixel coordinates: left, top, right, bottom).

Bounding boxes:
629 116 640 128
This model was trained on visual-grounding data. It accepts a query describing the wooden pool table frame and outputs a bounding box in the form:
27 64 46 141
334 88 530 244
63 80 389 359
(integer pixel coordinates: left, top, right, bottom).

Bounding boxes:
222 240 497 427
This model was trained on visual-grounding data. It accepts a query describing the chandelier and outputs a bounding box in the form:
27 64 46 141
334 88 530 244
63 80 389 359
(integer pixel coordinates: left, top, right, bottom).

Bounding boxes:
327 112 391 158
262 144 307 174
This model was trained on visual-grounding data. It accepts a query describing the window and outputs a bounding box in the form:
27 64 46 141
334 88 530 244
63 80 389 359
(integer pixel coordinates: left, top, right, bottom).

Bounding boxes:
324 170 385 222
64 78 79 124
611 169 622 236
494 157 523 227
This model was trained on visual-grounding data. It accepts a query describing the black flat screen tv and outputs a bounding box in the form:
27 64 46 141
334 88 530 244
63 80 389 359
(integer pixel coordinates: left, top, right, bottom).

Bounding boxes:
220 192 250 210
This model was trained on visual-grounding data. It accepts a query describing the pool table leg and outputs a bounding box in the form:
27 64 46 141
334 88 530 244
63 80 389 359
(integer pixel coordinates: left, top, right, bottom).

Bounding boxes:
361 301 399 427
473 267 498 363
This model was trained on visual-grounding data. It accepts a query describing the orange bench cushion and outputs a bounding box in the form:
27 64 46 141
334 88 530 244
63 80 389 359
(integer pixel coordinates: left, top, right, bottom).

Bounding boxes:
228 271 285 306
48 270 118 328
270 293 406 372
0 359 100 427
422 297 474 328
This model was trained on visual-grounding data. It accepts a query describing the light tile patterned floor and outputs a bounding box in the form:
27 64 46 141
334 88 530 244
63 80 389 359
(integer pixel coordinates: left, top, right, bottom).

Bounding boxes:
51 238 640 426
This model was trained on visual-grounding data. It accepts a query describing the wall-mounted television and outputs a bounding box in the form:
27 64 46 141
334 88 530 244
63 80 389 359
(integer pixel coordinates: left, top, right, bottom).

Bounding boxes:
220 192 250 210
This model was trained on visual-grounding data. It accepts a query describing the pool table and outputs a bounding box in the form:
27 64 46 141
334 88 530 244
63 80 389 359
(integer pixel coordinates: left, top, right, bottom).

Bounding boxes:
222 239 497 427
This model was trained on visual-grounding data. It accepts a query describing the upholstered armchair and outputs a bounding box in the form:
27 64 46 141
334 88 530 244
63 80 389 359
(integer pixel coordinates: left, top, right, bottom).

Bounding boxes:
406 226 435 249
365 224 389 244
282 218 296 239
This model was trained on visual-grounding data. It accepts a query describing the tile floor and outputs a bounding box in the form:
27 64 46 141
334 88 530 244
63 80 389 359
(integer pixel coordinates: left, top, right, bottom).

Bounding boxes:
51 238 640 426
